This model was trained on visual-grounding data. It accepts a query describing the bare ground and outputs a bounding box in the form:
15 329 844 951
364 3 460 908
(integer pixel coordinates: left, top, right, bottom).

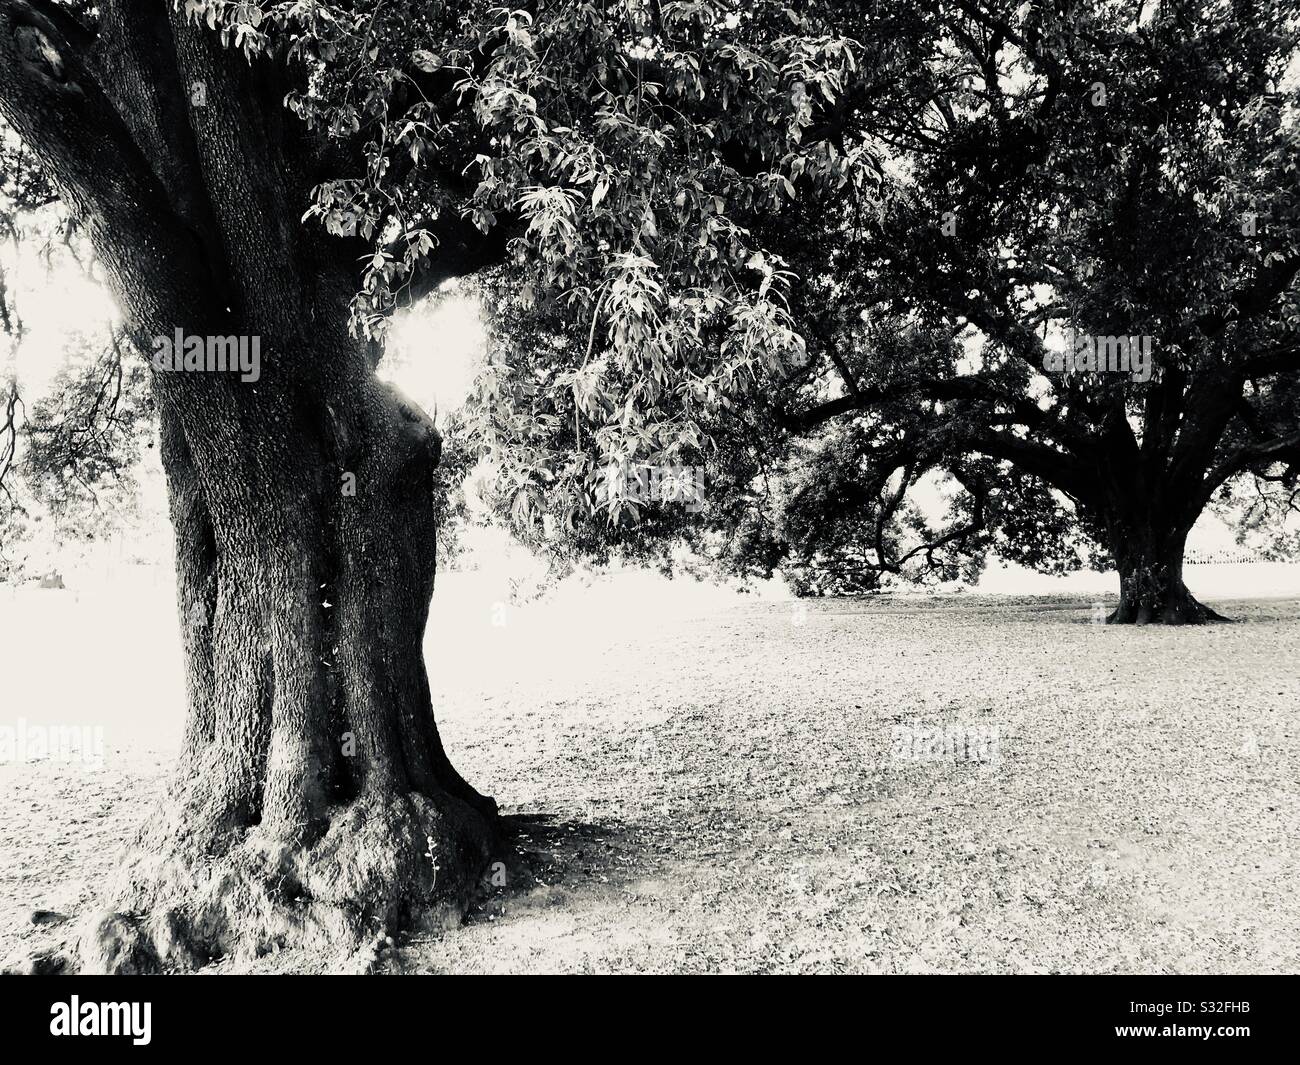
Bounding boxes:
2 586 1298 973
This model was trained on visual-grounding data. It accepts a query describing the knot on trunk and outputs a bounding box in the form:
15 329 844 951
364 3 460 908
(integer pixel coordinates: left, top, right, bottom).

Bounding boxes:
12 20 77 94
14 23 60 73
378 379 442 468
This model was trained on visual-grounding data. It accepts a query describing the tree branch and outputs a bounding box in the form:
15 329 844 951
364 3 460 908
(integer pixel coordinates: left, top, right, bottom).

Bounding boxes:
1196 251 1300 340
789 371 1084 451
968 430 1096 503
1193 429 1300 518
1241 342 1300 378
0 0 211 325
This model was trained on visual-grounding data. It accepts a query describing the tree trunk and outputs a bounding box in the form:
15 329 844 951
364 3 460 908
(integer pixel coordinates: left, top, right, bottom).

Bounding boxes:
86 321 501 972
1105 519 1228 625
0 2 505 970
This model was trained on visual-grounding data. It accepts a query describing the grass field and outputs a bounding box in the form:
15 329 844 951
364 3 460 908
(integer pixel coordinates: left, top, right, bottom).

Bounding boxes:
2 569 1298 973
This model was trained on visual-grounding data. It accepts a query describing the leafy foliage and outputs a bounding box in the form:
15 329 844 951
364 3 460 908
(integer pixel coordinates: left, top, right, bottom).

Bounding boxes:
7 1 1300 597
176 1 929 544
0 328 154 580
788 0 1300 574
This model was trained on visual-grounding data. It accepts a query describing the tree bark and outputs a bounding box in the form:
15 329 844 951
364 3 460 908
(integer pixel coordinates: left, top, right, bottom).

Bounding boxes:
113 355 501 969
0 0 500 971
1103 515 1228 625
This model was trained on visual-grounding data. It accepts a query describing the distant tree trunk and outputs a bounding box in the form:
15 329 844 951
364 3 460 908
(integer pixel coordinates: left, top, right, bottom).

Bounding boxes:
0 0 499 970
1101 506 1228 626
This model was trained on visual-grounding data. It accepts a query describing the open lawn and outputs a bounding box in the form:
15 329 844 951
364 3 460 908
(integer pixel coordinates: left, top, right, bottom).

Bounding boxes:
2 572 1298 973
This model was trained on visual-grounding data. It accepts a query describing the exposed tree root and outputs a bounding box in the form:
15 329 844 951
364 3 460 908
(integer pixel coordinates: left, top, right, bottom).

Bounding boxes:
61 786 499 973
1106 585 1233 625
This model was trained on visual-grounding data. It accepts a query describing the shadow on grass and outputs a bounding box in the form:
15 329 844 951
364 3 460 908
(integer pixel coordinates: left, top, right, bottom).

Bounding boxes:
492 812 649 894
449 810 671 929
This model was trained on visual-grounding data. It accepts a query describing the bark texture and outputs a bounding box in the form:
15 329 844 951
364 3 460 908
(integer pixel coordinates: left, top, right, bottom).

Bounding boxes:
1094 440 1231 625
1106 523 1228 625
0 0 499 969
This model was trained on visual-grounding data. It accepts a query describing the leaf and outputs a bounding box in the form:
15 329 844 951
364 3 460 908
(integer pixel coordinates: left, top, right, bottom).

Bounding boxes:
412 50 443 73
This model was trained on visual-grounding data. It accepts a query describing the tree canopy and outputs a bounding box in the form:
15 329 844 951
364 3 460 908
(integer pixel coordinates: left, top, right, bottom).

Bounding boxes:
3 0 1300 975
3 0 1299 616
448 0 1300 615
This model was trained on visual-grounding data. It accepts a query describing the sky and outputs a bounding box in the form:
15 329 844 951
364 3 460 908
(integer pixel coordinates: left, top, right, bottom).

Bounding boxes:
382 282 486 415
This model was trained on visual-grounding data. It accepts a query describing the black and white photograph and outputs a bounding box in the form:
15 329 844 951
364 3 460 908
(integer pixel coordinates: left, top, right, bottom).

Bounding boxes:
0 0 1296 1034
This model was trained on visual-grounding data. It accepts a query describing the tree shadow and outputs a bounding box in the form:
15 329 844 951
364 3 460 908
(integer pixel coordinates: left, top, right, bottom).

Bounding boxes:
475 811 655 910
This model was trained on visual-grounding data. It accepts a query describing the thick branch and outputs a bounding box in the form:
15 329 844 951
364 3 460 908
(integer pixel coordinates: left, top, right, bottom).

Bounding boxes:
18 0 92 50
790 371 1083 451
0 0 211 326
1242 342 1300 378
92 0 218 239
968 430 1096 503
1196 251 1300 340
1195 429 1300 516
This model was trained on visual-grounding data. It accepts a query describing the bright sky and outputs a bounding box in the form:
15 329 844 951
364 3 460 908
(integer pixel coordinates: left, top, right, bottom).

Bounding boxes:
1 220 118 398
382 282 486 414
2 219 486 414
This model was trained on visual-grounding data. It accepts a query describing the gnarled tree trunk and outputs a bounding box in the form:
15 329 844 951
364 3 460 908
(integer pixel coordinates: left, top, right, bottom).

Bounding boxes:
1103 512 1228 625
130 354 500 971
0 0 500 970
